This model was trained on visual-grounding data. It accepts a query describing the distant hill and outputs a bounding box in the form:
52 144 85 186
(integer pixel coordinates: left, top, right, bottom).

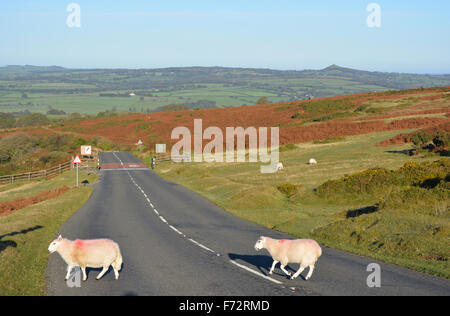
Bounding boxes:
0 65 449 114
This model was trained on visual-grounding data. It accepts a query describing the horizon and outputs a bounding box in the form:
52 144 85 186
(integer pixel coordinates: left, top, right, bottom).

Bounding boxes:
2 64 450 76
1 1 450 74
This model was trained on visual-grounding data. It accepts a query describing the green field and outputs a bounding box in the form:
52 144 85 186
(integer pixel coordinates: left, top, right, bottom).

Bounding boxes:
1 65 449 115
150 130 450 278
0 82 383 115
0 171 97 295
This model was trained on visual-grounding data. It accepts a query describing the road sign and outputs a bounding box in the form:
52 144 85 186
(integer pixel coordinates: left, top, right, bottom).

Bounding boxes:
81 146 92 156
73 155 82 187
156 144 166 153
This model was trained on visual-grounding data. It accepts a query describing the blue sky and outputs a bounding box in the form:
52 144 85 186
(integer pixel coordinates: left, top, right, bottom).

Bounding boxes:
1 0 449 73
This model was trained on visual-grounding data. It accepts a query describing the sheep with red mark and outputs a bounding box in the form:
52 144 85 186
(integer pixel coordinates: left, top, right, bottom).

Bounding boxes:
254 236 322 280
48 235 123 281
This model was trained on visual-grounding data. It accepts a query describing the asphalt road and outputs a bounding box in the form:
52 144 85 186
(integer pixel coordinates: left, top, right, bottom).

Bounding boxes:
46 152 450 296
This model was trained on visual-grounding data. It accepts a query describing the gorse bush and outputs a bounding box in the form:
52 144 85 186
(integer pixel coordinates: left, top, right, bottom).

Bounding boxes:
317 167 393 197
317 160 450 198
432 131 449 149
277 183 301 197
378 184 449 216
411 131 432 148
408 129 449 153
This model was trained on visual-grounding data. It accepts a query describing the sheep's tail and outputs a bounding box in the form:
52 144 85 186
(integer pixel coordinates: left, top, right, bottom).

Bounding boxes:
315 241 322 259
113 245 123 271
317 245 322 258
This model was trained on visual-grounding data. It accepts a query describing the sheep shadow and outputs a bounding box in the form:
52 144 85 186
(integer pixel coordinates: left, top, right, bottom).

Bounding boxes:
346 205 378 218
0 225 44 253
386 149 415 156
228 253 297 278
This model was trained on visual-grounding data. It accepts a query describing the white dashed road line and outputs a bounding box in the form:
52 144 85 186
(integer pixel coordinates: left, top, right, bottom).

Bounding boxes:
229 260 283 285
188 238 215 254
110 153 284 287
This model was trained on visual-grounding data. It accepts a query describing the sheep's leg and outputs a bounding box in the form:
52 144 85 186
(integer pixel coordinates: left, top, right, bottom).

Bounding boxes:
81 267 87 281
280 265 291 277
291 265 306 280
96 266 109 280
269 260 279 275
65 265 73 280
113 267 120 280
305 265 315 280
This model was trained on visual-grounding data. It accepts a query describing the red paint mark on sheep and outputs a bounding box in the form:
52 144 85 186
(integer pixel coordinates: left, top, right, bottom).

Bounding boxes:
74 240 84 249
280 239 286 244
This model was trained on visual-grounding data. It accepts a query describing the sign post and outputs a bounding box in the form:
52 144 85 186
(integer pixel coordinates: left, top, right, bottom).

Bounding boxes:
73 155 82 187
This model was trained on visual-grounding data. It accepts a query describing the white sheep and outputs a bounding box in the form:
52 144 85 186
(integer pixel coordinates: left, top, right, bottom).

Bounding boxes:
48 235 123 281
309 158 317 165
276 162 284 171
254 236 322 280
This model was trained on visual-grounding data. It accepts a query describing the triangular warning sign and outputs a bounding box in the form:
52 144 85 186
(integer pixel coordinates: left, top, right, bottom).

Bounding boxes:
73 155 82 164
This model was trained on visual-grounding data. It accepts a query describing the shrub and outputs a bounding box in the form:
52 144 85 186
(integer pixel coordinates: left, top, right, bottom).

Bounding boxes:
256 96 269 104
45 134 70 151
317 167 393 197
0 113 16 129
432 131 449 149
317 160 450 200
97 140 115 151
411 132 432 149
277 184 301 197
47 108 66 115
15 113 50 127
69 137 90 150
0 133 39 163
38 151 69 165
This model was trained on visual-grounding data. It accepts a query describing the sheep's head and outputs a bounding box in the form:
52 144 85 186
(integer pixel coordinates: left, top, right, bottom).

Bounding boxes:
48 235 63 253
254 236 266 251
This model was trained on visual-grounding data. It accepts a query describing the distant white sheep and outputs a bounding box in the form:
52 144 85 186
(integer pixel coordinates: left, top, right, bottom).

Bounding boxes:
276 162 284 171
48 235 123 281
254 236 322 280
309 158 317 165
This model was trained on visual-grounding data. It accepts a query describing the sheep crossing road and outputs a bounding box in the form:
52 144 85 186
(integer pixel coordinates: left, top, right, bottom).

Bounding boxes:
46 152 450 296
